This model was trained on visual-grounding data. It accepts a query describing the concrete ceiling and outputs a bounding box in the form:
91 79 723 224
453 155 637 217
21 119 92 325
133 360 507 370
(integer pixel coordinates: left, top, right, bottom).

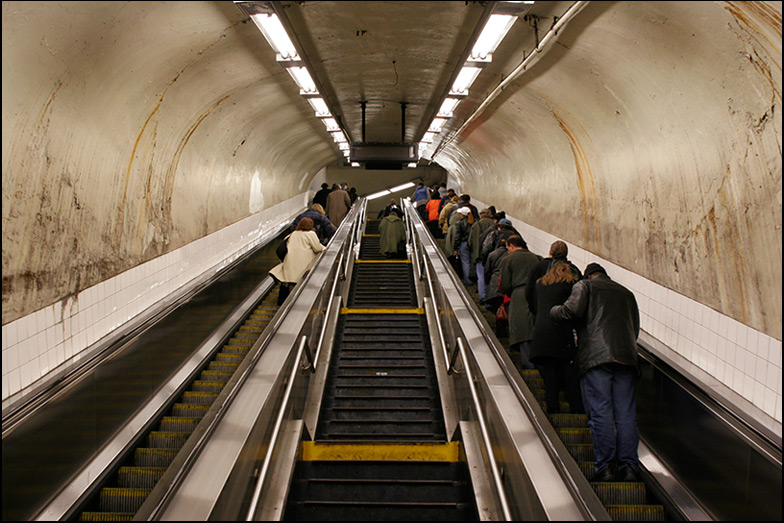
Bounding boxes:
275 0 490 144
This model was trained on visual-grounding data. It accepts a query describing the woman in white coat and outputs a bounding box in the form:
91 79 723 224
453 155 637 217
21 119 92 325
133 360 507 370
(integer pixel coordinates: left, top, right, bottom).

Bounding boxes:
269 217 326 305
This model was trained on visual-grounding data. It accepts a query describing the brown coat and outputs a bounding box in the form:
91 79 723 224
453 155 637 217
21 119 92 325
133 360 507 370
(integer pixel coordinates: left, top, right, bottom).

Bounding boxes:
326 189 351 226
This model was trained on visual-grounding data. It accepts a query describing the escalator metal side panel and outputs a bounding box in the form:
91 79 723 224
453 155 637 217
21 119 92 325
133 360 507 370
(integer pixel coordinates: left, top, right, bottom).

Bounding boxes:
33 277 277 521
423 297 460 442
411 219 602 521
153 203 361 521
636 333 782 521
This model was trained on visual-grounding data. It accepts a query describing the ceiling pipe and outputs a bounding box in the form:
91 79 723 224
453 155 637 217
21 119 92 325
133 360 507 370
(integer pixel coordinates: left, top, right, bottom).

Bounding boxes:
432 0 589 160
361 101 367 142
401 102 407 143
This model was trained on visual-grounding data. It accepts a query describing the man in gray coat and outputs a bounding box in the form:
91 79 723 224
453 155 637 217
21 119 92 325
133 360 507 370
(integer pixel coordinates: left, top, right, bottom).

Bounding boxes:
550 263 641 482
499 235 540 370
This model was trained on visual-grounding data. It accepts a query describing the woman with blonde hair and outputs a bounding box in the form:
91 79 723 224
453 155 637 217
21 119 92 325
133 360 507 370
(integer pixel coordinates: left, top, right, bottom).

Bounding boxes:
527 261 583 414
270 217 326 304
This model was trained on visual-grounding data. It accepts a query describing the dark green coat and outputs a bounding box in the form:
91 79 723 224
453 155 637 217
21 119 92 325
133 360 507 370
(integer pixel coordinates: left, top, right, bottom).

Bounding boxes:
500 249 541 345
379 214 406 256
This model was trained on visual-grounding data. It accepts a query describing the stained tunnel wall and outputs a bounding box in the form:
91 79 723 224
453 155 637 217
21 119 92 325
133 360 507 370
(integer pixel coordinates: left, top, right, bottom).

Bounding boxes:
2 2 781 426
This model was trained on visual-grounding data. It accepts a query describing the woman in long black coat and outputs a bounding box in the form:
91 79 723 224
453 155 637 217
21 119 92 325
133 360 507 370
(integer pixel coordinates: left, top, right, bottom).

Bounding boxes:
527 262 583 414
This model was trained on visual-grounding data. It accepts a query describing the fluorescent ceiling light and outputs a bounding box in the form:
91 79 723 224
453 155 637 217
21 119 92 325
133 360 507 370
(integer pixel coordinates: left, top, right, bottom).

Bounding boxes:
331 131 347 143
429 117 448 132
367 189 391 200
342 149 351 157
338 142 350 150
351 162 360 167
390 182 416 192
250 14 298 60
307 97 331 117
421 131 437 143
287 66 318 94
438 98 461 117
407 163 418 168
322 118 341 131
471 14 516 60
451 66 482 95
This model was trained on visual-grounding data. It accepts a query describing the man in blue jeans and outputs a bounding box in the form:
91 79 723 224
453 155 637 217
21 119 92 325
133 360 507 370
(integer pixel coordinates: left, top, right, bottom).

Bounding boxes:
550 262 641 482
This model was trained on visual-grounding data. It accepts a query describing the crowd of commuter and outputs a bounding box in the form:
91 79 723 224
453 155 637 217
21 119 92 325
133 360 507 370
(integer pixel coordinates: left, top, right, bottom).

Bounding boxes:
418 182 642 483
275 179 643 484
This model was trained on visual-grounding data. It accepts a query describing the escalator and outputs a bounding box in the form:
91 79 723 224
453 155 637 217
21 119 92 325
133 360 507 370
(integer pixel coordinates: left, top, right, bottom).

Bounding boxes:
461 252 668 520
78 286 282 520
284 218 479 520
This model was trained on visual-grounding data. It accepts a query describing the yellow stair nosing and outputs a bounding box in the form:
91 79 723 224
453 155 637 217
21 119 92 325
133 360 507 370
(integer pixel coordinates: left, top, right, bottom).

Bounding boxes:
300 441 461 462
340 307 424 315
354 259 411 263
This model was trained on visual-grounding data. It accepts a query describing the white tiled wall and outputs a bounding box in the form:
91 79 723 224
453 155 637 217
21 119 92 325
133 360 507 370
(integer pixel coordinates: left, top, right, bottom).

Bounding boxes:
472 199 782 427
2 192 308 408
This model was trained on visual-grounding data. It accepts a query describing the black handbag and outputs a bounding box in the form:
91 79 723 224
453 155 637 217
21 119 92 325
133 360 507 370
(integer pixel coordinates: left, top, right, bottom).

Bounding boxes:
276 235 290 261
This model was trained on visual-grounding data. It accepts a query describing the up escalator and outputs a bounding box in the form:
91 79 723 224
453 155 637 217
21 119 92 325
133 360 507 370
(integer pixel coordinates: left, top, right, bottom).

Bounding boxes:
284 218 479 520
460 250 667 520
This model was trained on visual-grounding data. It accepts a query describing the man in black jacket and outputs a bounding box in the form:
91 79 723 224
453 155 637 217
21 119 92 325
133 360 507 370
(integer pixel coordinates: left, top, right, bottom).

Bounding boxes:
550 263 641 483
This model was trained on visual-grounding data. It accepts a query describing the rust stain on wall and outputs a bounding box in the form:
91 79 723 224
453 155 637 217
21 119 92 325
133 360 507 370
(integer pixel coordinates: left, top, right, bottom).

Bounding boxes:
551 110 601 249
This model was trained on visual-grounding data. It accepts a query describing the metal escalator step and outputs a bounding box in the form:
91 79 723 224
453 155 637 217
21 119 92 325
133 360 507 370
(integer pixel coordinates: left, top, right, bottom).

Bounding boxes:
79 511 134 521
232 331 258 339
147 431 190 449
566 443 595 462
215 353 245 362
292 478 469 503
225 338 254 347
556 427 593 444
159 416 200 432
98 487 152 513
548 413 589 428
238 325 265 332
592 482 649 505
199 369 234 381
606 504 666 521
325 407 437 420
134 448 179 468
285 500 474 521
335 365 427 375
171 403 209 417
208 360 241 372
191 380 226 392
326 397 432 408
334 376 431 387
117 466 166 489
222 345 251 354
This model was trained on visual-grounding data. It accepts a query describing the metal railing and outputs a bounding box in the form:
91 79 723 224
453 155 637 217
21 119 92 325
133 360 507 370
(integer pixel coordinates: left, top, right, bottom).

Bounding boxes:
245 335 311 519
455 337 512 520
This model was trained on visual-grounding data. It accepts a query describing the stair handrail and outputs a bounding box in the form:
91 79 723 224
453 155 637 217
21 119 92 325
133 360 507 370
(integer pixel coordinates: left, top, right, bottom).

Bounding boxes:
245 334 310 520
456 336 513 520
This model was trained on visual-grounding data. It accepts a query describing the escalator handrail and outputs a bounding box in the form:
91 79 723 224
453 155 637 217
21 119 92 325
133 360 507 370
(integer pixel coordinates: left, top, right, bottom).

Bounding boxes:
455 336 513 520
403 200 456 376
310 199 365 370
245 335 310 520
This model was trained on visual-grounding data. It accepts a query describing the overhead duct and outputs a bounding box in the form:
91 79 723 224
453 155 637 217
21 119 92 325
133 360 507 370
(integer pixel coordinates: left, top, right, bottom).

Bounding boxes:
351 101 418 169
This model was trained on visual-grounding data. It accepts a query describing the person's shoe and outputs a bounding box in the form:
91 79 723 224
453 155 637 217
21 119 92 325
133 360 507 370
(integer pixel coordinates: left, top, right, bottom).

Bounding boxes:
616 465 639 482
593 467 614 482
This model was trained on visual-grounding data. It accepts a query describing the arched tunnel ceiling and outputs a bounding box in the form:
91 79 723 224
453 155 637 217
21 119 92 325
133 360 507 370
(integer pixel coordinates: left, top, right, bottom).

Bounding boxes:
2 1 782 341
